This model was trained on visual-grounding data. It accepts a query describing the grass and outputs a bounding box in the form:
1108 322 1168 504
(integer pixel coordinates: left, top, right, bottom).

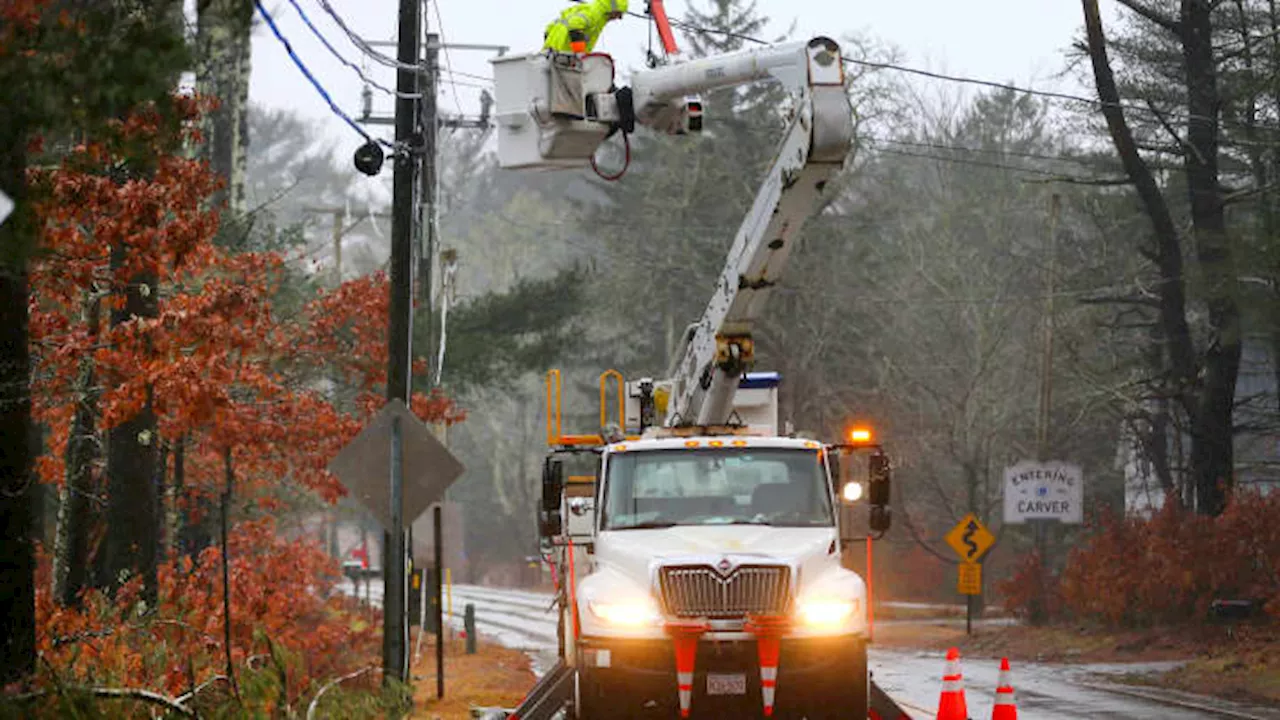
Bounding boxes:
409 634 536 719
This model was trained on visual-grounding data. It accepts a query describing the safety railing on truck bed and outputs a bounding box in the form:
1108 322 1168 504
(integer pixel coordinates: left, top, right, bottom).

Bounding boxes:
544 368 638 448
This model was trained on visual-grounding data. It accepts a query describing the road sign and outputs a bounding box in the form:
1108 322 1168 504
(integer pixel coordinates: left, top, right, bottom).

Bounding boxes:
944 513 995 563
0 190 12 227
1003 460 1083 524
957 562 981 595
328 399 465 529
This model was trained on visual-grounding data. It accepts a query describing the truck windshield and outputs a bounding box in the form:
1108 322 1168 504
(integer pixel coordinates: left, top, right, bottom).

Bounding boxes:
600 448 834 530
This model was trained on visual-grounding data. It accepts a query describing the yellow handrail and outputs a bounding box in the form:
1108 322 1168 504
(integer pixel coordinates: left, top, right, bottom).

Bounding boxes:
545 369 562 446
599 369 625 433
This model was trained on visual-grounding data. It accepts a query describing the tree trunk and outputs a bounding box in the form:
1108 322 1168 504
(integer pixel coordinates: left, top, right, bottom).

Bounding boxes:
1143 326 1178 503
196 0 254 217
1082 0 1240 517
98 243 160 602
54 293 103 606
165 436 182 561
1180 0 1240 516
153 439 170 559
0 138 35 684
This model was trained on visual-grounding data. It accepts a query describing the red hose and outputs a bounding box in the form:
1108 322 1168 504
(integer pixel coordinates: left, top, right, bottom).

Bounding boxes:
591 130 631 181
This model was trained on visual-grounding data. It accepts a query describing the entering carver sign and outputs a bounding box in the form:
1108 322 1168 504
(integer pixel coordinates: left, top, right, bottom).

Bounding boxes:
1002 460 1082 524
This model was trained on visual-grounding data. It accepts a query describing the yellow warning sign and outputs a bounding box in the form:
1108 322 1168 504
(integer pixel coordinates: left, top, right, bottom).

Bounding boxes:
944 513 995 562
958 562 982 595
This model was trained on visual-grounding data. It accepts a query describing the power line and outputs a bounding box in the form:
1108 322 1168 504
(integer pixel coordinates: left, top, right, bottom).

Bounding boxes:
430 0 465 115
285 0 420 99
866 137 1111 170
312 0 424 72
441 68 494 84
868 142 1117 183
864 136 1186 175
253 0 396 150
656 13 1280 137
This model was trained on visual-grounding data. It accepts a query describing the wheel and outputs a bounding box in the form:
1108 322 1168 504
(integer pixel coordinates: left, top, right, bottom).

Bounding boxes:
800 639 868 720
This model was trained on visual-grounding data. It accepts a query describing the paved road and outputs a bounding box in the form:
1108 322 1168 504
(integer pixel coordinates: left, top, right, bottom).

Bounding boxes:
346 581 1280 719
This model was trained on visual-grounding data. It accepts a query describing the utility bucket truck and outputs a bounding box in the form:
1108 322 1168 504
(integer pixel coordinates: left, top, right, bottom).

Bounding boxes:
491 27 910 720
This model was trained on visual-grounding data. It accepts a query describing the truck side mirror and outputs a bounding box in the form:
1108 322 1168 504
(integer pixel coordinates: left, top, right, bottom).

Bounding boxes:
868 452 891 532
542 458 564 513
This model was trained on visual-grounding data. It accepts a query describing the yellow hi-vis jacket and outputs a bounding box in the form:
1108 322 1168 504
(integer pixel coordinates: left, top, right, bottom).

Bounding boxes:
543 0 627 53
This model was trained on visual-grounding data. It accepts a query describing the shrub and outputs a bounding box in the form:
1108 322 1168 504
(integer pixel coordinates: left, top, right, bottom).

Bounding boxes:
15 518 384 717
1000 489 1280 627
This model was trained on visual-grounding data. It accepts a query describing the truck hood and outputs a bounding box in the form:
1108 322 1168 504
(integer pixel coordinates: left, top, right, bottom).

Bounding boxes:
592 525 838 588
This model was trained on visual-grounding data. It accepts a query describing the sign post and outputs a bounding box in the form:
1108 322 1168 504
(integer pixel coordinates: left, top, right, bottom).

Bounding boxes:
328 399 464 694
945 513 994 635
1003 460 1083 624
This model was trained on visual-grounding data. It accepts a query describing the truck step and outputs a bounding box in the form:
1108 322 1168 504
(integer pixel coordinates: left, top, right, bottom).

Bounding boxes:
504 660 576 720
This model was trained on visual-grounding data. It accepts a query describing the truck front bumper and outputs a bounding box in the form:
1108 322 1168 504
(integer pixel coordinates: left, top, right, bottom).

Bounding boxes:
577 634 865 717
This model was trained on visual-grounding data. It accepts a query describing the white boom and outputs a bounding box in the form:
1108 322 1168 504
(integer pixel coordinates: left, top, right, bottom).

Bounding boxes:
490 37 853 431
649 39 853 427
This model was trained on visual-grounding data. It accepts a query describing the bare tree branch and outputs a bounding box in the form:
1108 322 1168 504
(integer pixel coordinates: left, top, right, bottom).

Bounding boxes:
1114 0 1183 33
15 686 195 717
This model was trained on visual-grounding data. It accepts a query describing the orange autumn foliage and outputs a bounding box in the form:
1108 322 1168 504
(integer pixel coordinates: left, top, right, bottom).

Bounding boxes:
1000 489 1280 627
34 519 381 711
20 94 464 712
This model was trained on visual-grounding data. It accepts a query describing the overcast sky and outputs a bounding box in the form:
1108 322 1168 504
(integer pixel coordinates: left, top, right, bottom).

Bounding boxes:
248 0 1107 162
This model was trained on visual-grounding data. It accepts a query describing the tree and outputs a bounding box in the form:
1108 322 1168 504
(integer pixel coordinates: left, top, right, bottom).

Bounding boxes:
1080 0 1243 515
0 0 187 682
196 0 254 216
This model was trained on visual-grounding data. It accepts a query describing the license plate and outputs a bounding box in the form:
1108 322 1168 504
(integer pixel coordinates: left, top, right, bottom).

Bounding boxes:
706 673 747 696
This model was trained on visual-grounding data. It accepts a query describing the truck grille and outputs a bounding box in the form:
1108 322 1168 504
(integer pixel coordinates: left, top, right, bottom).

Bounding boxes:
658 565 791 618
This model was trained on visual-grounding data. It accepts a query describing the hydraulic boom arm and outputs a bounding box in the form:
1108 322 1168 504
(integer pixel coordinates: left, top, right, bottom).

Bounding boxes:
655 38 853 427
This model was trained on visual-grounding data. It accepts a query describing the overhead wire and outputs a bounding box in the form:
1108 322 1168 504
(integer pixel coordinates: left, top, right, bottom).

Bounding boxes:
284 0 420 99
865 143 1107 182
312 0 424 72
430 0 466 115
442 68 494 84
253 0 397 151
653 12 1280 137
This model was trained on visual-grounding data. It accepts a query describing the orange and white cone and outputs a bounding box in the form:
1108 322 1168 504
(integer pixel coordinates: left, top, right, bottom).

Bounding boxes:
745 615 790 718
757 633 780 716
666 623 707 718
991 657 1016 719
936 647 968 720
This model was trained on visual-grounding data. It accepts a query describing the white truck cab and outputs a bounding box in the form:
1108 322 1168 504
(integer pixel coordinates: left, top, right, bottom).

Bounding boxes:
539 375 891 719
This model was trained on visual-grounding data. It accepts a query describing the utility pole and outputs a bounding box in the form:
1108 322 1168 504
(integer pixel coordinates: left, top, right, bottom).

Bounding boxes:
383 0 420 689
1029 192 1061 626
359 31 497 697
302 206 392 285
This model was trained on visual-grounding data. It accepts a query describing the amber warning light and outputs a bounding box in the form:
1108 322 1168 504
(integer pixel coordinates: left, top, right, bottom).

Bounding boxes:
849 427 874 444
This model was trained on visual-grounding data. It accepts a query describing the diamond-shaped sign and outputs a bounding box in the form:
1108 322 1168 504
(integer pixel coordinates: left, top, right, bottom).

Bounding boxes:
0 190 13 228
328 399 465 529
944 513 995 563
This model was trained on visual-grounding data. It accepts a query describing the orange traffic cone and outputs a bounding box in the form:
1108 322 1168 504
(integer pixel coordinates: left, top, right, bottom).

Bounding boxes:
936 647 968 720
757 634 780 717
991 657 1016 719
745 616 790 718
666 623 707 718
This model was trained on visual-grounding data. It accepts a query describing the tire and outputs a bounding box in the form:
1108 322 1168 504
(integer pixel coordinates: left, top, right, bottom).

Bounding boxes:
800 640 868 720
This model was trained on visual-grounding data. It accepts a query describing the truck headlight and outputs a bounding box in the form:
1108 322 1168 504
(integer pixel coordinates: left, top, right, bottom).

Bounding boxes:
797 599 859 629
588 598 661 627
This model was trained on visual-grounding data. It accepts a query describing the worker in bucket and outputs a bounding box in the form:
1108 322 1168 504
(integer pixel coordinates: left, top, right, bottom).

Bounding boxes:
543 0 628 54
